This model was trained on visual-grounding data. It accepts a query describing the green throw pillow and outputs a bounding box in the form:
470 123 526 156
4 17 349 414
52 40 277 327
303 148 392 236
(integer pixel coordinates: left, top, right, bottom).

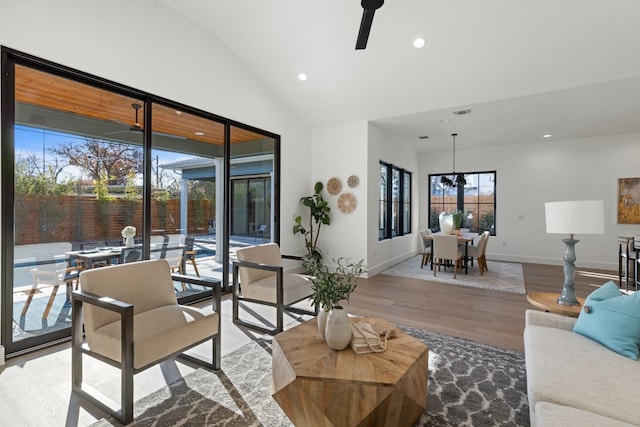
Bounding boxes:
573 281 640 360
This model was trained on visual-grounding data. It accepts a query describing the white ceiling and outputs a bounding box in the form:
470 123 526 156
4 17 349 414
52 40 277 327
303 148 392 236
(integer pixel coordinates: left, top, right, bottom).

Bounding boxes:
157 0 640 151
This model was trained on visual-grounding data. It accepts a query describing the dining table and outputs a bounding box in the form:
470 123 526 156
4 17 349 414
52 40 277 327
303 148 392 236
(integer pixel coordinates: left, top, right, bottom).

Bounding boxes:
424 231 479 274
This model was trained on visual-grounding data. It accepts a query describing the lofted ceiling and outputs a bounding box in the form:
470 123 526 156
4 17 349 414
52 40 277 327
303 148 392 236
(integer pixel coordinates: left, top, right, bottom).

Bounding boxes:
156 0 640 151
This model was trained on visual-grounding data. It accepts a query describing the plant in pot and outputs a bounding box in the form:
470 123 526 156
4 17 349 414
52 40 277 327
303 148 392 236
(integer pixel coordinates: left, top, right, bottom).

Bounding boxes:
451 210 464 234
308 257 366 350
293 181 331 273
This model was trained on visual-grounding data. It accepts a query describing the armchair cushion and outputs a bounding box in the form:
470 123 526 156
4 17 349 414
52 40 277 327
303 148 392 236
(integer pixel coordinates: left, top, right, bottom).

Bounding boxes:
242 273 313 305
236 243 283 285
90 304 219 369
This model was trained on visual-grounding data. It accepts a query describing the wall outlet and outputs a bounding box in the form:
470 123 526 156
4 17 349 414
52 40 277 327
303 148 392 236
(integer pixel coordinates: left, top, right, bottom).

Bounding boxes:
517 214 525 220
502 241 507 247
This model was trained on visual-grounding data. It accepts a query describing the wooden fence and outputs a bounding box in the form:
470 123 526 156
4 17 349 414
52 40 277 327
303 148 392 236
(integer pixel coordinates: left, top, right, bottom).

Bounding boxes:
15 195 214 245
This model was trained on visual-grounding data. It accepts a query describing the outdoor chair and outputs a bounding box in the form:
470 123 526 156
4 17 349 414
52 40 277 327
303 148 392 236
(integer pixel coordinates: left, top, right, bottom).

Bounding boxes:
184 236 200 277
467 231 490 275
432 234 464 279
232 242 318 334
23 249 82 319
72 259 221 424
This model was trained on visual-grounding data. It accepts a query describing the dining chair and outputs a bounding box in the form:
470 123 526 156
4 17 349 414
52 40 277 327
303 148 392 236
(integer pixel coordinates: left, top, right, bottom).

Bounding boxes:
432 234 464 279
467 231 490 275
419 229 433 268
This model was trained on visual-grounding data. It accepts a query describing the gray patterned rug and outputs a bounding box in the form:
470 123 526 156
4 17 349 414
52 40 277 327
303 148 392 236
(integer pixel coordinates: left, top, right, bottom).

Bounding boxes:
91 326 529 427
383 256 526 294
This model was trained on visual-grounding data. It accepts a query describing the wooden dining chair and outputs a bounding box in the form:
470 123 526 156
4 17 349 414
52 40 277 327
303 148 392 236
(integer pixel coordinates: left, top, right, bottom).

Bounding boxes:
432 234 464 279
467 231 490 275
419 229 433 268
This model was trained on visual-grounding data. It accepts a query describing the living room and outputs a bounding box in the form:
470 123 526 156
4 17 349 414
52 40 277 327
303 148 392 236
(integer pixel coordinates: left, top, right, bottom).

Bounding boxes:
1 1 639 426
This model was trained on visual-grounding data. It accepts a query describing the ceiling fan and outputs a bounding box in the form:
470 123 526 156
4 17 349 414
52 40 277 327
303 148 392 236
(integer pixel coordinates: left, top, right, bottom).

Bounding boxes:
355 0 384 50
106 103 185 139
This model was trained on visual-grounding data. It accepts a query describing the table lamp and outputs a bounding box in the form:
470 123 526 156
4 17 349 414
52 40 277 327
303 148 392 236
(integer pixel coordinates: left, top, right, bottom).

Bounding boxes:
544 200 604 306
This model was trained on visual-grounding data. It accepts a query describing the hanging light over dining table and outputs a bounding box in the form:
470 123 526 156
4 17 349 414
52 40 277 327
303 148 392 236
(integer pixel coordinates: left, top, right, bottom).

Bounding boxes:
440 133 466 187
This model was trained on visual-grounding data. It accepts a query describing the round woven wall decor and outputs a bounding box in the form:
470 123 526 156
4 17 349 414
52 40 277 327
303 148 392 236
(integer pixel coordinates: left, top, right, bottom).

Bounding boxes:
327 177 342 195
338 192 356 213
347 175 360 188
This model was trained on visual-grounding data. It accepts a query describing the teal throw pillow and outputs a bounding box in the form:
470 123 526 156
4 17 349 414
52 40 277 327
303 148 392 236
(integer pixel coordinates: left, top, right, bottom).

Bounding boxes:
573 281 640 360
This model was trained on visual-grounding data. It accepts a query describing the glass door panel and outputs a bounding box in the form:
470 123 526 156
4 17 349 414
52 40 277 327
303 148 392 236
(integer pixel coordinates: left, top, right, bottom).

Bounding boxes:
150 103 224 302
8 64 144 352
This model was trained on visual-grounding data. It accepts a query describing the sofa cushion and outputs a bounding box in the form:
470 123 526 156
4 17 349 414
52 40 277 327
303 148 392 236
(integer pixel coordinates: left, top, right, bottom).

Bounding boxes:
88 304 219 369
535 401 638 427
524 322 640 425
573 280 640 360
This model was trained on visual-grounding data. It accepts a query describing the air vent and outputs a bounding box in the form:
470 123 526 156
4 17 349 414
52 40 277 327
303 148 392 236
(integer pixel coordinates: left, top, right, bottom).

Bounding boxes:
418 135 429 139
452 109 473 116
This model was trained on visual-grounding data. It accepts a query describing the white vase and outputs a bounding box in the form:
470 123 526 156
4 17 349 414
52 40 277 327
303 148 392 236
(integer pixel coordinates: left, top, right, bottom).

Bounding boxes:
317 309 329 338
439 212 454 235
325 306 352 351
124 236 135 248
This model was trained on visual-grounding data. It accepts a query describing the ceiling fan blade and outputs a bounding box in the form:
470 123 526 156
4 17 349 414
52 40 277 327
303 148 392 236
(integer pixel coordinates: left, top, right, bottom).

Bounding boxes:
356 9 376 50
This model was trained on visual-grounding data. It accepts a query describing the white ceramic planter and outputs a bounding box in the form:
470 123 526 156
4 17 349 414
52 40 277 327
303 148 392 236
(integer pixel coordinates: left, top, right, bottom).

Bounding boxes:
325 306 352 350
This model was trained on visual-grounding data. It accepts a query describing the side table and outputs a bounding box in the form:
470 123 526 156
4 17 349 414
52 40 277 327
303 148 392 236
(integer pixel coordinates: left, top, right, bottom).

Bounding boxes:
526 292 585 317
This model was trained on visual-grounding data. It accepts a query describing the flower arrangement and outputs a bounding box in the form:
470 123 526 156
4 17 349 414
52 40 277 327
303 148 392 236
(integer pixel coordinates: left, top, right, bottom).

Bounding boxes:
121 226 136 238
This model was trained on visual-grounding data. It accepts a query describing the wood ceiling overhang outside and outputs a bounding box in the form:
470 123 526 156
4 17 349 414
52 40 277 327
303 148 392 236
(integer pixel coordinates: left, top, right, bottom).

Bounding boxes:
14 65 266 146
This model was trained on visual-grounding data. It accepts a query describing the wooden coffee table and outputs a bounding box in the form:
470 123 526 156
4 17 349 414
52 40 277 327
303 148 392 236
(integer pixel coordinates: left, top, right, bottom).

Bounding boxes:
272 317 428 427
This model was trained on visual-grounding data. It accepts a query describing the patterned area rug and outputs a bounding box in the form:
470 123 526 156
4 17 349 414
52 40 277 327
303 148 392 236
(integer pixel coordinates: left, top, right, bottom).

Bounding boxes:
91 326 529 427
382 256 526 294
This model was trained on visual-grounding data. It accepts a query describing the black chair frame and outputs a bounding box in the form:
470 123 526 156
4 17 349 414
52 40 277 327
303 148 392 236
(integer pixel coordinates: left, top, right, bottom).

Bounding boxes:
71 274 221 424
232 260 318 335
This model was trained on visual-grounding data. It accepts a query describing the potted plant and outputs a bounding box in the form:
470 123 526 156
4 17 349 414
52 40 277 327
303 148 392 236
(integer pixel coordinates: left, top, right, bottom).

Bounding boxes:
308 257 366 348
451 210 464 234
293 181 331 273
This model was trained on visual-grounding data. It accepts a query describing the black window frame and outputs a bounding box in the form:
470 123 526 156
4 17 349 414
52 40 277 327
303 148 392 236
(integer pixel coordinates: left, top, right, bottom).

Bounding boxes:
379 161 412 240
428 171 496 236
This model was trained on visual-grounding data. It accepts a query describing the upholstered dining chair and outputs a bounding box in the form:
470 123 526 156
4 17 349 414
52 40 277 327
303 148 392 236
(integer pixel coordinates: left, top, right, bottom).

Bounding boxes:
233 242 318 334
72 259 221 424
467 231 490 275
432 234 464 279
419 229 433 268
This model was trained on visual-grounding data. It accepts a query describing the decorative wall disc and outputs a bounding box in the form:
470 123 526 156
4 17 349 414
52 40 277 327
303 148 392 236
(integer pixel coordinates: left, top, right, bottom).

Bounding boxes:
338 192 356 213
327 177 342 195
347 175 360 188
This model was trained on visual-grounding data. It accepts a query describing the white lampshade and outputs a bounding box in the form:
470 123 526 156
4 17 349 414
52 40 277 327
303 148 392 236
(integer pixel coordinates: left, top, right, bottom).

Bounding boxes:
545 200 605 234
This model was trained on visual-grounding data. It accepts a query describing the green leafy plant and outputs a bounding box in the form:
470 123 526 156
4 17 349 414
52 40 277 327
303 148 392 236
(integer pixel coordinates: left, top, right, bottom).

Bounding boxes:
293 181 331 271
451 210 464 229
308 258 366 312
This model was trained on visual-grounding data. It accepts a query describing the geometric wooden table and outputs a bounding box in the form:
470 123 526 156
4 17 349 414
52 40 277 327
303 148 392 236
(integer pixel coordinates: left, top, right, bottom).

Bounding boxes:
272 317 428 427
526 292 585 317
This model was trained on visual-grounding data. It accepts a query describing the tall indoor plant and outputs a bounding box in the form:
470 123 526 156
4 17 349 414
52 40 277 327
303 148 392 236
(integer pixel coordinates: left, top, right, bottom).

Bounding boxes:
293 181 331 272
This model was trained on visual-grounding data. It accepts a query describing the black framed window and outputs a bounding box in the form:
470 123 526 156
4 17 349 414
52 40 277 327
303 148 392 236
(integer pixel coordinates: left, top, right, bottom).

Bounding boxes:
428 171 496 235
379 161 412 240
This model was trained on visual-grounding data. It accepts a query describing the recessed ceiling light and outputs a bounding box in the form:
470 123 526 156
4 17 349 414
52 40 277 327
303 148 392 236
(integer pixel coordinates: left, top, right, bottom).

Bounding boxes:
298 73 308 81
195 131 205 136
413 38 426 48
543 134 552 138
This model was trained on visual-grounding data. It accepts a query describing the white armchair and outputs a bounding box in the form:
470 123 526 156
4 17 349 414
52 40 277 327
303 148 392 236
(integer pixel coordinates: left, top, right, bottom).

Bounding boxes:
72 259 221 424
232 243 318 334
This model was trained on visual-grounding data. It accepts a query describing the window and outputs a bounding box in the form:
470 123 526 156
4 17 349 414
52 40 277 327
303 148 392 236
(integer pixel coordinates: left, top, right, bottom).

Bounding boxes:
379 162 412 240
428 171 496 235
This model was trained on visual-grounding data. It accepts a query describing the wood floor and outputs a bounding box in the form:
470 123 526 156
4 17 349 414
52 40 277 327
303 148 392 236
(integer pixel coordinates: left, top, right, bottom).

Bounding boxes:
0 261 619 426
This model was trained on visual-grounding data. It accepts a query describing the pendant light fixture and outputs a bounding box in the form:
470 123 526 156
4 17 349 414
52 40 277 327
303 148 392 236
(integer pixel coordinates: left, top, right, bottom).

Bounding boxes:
440 133 467 188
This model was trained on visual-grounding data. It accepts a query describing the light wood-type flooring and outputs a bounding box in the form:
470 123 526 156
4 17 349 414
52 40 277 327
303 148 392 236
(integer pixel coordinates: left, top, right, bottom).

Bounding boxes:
0 261 618 426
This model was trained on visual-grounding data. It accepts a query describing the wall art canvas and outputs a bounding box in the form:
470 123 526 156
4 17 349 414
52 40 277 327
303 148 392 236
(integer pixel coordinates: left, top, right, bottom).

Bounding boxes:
617 177 640 224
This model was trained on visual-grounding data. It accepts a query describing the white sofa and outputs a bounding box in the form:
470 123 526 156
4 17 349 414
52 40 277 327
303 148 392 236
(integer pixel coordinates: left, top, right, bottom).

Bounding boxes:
523 309 640 426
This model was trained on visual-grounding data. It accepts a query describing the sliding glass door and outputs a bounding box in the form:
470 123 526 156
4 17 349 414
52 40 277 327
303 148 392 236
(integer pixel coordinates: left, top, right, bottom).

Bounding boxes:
1 48 280 356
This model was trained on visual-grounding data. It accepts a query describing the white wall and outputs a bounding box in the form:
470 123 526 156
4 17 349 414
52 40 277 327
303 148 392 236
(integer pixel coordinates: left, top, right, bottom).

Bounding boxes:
419 132 640 270
305 122 368 268
0 0 313 256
